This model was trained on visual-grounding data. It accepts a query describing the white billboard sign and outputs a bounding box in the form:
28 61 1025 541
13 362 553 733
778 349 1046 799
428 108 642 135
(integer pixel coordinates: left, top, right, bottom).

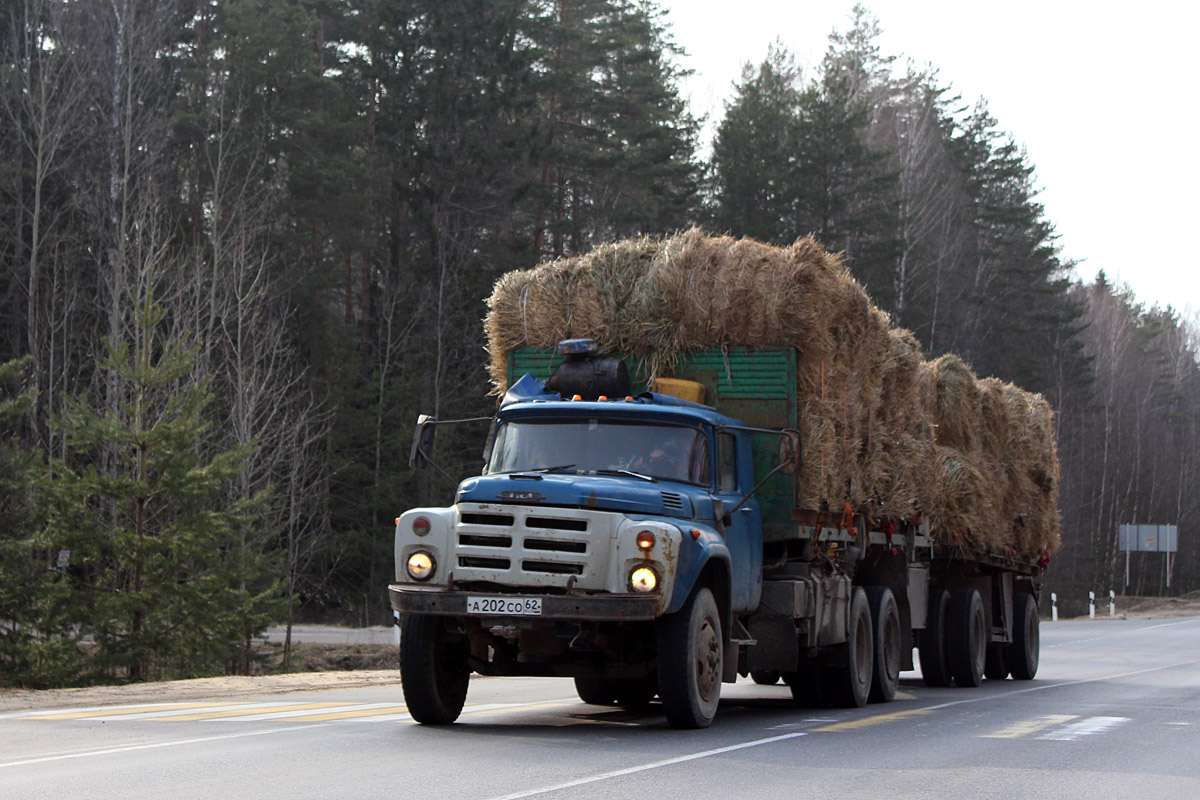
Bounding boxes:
1118 524 1178 553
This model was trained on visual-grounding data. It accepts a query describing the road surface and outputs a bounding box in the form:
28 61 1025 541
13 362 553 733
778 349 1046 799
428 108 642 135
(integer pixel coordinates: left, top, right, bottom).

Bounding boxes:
3 616 1198 800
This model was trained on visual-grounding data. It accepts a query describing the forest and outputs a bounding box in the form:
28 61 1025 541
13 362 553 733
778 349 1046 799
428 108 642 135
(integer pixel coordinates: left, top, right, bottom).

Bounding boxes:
1 0 1196 687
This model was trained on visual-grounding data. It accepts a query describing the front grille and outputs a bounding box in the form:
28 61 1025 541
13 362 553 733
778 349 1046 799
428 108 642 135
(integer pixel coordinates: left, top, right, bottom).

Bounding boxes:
525 538 587 554
459 533 512 548
523 560 584 575
459 555 511 570
461 512 515 526
526 516 588 532
453 504 610 587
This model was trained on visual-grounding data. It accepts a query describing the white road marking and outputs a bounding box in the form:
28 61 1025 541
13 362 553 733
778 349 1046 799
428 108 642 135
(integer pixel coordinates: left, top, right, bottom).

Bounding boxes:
1044 618 1200 648
1038 716 1130 741
0 724 334 770
481 733 806 800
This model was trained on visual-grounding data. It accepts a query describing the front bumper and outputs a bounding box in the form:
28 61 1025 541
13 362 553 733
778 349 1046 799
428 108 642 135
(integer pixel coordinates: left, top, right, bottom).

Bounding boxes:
389 585 659 621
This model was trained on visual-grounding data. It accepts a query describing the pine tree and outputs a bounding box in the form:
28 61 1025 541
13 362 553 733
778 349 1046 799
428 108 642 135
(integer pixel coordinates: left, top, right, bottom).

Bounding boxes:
37 295 281 683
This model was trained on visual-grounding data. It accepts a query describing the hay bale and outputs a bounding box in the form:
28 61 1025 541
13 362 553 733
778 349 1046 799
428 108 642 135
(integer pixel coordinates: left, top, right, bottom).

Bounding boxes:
484 230 1060 560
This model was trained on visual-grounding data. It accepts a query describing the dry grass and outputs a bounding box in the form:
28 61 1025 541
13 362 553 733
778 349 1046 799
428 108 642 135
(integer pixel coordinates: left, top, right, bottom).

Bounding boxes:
485 230 1060 559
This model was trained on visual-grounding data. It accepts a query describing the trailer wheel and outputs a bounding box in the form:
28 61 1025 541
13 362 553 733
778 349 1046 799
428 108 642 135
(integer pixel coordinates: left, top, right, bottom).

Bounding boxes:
984 645 1010 680
1005 592 1040 680
822 586 873 708
751 670 782 685
658 587 723 728
919 588 952 687
573 676 615 705
947 588 986 687
866 586 901 703
400 615 470 725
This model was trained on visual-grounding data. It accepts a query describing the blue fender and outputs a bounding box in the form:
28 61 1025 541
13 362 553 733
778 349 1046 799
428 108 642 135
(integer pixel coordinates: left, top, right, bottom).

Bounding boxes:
666 521 732 615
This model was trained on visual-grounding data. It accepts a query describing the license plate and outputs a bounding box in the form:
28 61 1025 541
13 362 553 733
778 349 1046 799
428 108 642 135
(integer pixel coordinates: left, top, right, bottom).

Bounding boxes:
466 596 542 616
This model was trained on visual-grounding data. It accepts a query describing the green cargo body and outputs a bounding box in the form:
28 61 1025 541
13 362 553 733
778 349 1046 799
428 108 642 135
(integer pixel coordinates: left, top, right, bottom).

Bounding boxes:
507 347 797 541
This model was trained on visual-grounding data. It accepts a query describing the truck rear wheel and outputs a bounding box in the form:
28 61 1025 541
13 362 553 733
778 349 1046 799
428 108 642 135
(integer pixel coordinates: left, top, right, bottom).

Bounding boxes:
947 588 986 687
399 615 470 724
866 586 901 703
919 587 952 687
822 586 873 708
1005 592 1040 680
658 587 722 728
751 670 782 685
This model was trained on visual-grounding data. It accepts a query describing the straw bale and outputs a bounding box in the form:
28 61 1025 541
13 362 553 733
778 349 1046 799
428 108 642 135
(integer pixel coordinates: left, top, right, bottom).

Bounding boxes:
484 230 1060 560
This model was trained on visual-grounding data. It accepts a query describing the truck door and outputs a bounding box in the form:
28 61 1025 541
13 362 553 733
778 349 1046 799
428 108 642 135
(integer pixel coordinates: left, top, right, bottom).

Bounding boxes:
716 431 762 613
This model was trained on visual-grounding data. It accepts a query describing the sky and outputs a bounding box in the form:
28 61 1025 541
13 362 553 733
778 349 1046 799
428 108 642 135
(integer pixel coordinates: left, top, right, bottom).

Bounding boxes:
657 0 1200 314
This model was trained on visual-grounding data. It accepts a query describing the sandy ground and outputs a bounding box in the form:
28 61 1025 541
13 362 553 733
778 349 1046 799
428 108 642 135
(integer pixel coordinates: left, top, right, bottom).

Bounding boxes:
4 592 1197 713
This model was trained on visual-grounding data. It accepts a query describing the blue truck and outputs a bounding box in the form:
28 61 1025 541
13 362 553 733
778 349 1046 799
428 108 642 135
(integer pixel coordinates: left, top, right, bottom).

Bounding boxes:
389 341 1043 728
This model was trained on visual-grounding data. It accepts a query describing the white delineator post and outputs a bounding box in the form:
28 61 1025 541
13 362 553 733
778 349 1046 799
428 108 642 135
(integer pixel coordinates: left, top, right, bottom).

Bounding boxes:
1089 591 1096 619
1051 593 1058 622
1109 590 1115 617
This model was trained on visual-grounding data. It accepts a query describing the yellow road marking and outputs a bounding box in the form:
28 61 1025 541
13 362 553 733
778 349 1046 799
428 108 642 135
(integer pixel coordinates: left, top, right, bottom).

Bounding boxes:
150 703 350 721
811 709 933 732
982 714 1079 739
20 703 251 720
283 706 410 722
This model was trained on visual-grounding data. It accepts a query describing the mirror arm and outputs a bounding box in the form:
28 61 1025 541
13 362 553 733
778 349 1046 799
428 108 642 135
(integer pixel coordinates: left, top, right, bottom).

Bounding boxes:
726 460 789 517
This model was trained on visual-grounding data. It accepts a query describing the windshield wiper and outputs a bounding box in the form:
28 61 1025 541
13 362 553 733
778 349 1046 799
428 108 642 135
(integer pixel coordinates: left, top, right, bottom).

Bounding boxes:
595 468 657 482
530 464 577 473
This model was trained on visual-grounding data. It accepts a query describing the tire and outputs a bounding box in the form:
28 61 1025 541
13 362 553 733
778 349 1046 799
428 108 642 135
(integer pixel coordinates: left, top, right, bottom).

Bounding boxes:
919 587 952 687
822 586 873 708
984 644 1010 680
785 664 827 708
1005 592 1040 680
751 670 782 686
866 586 901 703
947 588 987 688
574 676 615 705
658 587 723 728
612 674 658 707
399 615 470 725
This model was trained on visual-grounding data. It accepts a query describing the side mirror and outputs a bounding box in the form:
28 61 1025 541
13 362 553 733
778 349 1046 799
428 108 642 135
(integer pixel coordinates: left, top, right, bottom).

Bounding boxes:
409 414 438 470
777 429 802 475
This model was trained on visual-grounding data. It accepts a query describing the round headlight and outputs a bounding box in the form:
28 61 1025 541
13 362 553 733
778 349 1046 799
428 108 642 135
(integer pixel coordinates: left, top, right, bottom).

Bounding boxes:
629 566 658 593
406 551 436 581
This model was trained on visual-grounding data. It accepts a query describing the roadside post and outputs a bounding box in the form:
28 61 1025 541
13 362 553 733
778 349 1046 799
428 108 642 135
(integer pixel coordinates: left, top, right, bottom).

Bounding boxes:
1109 590 1115 617
1051 592 1058 622
1089 591 1095 619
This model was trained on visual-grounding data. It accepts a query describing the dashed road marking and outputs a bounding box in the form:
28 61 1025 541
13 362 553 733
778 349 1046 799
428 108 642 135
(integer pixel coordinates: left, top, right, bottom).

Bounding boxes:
982 714 1079 738
1037 716 1130 741
810 709 933 732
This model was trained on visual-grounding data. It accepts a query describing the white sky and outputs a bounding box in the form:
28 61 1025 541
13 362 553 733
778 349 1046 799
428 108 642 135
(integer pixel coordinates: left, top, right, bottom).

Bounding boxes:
658 0 1200 314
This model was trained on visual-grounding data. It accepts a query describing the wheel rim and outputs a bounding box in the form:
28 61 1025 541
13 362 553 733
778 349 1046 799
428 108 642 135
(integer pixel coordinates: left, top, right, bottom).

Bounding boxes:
696 616 720 701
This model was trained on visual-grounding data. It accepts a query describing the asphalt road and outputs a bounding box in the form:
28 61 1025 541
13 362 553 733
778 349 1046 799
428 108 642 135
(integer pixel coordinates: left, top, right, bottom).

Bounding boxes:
4 616 1199 800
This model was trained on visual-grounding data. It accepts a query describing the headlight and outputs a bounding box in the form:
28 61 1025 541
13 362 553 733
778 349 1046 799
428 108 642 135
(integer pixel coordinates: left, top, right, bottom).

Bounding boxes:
406 551 436 581
629 566 658 593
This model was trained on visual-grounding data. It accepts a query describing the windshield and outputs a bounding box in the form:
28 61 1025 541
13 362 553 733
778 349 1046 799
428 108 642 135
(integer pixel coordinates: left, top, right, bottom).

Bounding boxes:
488 417 712 485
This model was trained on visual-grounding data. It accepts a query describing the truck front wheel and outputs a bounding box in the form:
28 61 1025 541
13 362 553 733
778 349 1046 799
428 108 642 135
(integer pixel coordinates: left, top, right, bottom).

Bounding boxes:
399 615 470 724
658 587 723 728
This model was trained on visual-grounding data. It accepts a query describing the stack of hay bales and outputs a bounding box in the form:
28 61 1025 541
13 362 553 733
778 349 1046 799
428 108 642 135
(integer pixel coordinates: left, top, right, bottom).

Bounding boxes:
484 230 1060 560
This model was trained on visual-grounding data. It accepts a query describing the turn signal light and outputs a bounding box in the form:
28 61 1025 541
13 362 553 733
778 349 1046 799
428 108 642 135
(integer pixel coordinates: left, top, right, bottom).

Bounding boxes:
636 531 655 551
412 516 431 536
